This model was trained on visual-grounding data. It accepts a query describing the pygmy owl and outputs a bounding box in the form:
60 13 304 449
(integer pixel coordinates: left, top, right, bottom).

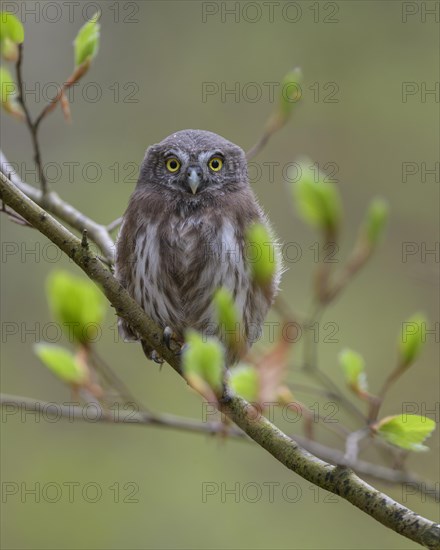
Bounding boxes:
115 129 281 365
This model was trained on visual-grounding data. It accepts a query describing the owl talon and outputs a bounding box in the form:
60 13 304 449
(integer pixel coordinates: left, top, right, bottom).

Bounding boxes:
175 343 188 358
162 326 174 350
150 350 164 365
162 327 184 356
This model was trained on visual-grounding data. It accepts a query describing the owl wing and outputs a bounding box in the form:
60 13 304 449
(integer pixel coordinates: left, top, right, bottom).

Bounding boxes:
114 210 142 342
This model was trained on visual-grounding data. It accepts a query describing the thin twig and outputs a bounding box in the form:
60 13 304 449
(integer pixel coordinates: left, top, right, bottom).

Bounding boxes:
1 200 32 226
0 393 237 437
314 230 338 304
324 241 372 304
288 382 345 400
34 61 90 129
246 131 271 160
273 294 301 323
344 428 370 465
307 367 367 425
246 113 286 160
87 348 150 413
296 399 350 439
368 360 408 424
301 302 367 424
1 393 438 502
15 44 48 195
0 151 115 263
107 216 123 233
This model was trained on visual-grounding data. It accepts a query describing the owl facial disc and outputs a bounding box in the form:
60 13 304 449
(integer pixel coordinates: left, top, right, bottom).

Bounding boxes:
187 167 201 194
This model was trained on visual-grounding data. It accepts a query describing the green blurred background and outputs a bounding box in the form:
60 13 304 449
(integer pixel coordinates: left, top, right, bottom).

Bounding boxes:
1 1 438 548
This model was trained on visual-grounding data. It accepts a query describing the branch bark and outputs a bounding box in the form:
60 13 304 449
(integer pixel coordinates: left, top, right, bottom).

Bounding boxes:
1 171 439 549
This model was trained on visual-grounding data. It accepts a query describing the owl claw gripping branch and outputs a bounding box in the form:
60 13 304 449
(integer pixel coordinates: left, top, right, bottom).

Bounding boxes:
115 130 282 366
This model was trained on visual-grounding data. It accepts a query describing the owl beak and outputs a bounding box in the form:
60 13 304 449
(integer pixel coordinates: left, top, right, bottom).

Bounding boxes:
187 168 201 194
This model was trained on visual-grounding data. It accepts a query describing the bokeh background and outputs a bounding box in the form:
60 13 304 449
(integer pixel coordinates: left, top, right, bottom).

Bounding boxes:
1 1 439 549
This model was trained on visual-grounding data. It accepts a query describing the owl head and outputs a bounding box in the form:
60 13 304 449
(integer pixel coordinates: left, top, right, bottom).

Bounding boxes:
137 129 248 197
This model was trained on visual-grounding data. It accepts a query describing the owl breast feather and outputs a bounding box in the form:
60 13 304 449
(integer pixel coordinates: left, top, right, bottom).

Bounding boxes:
133 215 250 333
118 207 276 364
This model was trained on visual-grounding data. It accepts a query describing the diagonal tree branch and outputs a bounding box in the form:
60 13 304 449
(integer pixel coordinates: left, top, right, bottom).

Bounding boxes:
1 170 439 549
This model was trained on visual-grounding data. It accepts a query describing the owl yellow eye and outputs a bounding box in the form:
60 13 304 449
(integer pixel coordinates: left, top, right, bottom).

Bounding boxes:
166 158 181 173
208 157 223 172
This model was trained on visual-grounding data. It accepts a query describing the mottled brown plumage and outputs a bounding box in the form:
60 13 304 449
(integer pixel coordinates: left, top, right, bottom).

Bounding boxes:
115 129 281 364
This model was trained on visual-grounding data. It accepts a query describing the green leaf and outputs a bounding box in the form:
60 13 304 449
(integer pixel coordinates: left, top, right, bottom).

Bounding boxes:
212 286 244 355
375 414 436 452
74 11 100 66
399 313 427 367
34 343 86 384
0 65 21 117
182 330 224 393
46 270 106 345
279 67 303 118
0 65 15 103
213 287 238 331
339 349 367 393
0 12 24 44
363 197 388 245
228 365 259 401
245 223 278 287
1 37 18 61
291 158 342 233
